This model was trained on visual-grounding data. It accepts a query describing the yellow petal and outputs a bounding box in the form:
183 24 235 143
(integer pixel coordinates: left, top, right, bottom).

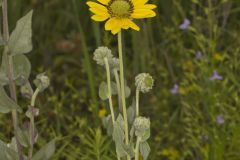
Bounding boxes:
86 2 107 12
135 4 157 9
91 15 109 21
120 19 130 29
124 19 140 31
90 7 109 17
105 18 119 30
131 9 156 19
112 27 121 35
97 0 110 5
132 0 149 7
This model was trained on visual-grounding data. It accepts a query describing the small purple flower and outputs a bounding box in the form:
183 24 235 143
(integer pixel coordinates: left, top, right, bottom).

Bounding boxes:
210 71 223 81
216 114 225 125
195 51 202 60
170 84 179 94
179 18 191 30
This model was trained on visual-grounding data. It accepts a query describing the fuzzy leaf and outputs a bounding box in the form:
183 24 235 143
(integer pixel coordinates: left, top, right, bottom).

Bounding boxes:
112 122 124 143
99 81 118 100
0 86 22 113
32 139 56 160
8 10 33 55
127 105 135 125
139 141 150 160
0 71 8 86
102 115 113 136
1 54 31 85
0 139 18 160
125 85 131 98
16 127 29 148
99 82 108 100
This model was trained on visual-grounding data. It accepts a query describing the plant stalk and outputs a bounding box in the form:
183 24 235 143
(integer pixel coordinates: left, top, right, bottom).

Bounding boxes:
28 88 40 160
2 0 24 159
136 89 140 117
104 58 115 123
135 137 140 160
117 31 130 160
113 69 121 112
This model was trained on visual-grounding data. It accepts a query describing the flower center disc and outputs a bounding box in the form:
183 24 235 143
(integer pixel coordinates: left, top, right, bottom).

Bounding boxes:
109 0 132 18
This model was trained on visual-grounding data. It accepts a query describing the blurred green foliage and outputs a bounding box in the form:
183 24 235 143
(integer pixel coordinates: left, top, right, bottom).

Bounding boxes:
1 0 240 159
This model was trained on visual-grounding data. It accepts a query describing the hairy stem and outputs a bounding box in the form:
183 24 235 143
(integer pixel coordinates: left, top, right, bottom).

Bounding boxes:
136 89 140 117
104 59 121 160
104 58 115 123
117 31 130 160
135 137 140 160
113 69 121 112
2 1 24 159
28 88 40 160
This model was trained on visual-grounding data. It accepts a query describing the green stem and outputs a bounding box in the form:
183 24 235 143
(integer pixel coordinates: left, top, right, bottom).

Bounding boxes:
113 69 121 112
118 31 130 160
135 137 140 160
136 89 140 117
2 1 24 159
31 88 40 107
104 60 120 160
28 88 40 160
104 58 115 123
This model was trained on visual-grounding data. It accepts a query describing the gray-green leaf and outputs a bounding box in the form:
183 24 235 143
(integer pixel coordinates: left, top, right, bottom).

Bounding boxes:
125 85 131 98
99 81 118 100
0 139 18 160
16 127 29 148
112 121 124 143
0 86 22 113
99 82 108 100
1 54 31 85
0 71 8 86
139 141 150 160
8 10 33 55
32 139 56 160
102 115 113 136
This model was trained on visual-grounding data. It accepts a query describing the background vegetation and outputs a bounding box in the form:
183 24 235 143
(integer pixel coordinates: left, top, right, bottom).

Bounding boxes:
1 0 240 159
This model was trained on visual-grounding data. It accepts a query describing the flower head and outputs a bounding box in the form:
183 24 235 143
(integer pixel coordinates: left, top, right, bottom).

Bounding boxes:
210 71 223 81
170 84 179 94
109 57 120 71
93 46 113 66
179 18 191 30
216 114 224 125
86 0 157 34
134 116 150 131
135 73 154 93
34 73 50 92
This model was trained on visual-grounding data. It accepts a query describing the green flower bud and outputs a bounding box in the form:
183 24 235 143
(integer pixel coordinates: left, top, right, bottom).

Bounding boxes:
109 57 120 71
34 73 50 92
20 83 33 99
134 116 150 131
135 73 154 93
134 116 151 141
93 46 113 66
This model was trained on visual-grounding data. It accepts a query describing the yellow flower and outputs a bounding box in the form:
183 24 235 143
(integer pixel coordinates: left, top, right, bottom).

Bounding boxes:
86 0 157 34
98 108 107 118
213 52 224 61
161 148 180 160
